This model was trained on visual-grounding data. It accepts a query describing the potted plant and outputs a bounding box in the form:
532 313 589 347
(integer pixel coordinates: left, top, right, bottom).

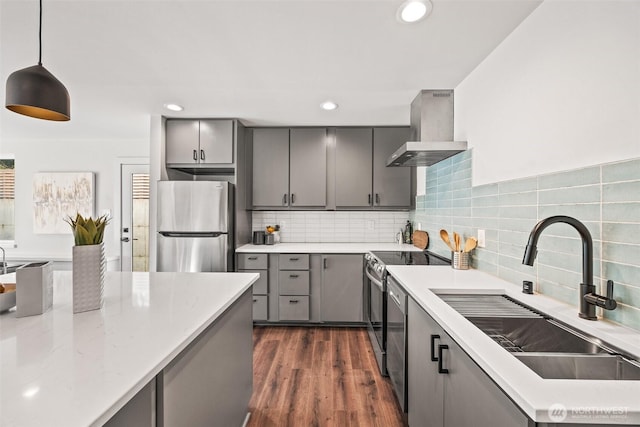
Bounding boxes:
66 213 109 313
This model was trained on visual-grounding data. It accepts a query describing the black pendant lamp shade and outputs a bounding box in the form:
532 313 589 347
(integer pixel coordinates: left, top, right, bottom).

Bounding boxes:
6 64 70 121
5 0 70 121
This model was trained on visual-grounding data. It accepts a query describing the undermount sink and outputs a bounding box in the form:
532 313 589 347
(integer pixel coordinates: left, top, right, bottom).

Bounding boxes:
437 293 640 380
514 353 640 380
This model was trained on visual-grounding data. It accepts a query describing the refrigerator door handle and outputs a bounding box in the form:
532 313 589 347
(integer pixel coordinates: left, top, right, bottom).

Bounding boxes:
159 231 224 238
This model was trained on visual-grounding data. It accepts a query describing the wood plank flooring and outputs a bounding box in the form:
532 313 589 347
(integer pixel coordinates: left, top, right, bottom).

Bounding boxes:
247 326 405 427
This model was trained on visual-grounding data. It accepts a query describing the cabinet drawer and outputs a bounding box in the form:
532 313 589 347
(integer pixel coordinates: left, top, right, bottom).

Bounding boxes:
237 254 267 270
252 295 268 321
239 270 268 294
278 271 310 295
278 254 309 270
278 296 310 321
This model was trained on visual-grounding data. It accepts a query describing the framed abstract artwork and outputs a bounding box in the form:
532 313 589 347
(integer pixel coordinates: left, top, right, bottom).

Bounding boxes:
33 172 95 234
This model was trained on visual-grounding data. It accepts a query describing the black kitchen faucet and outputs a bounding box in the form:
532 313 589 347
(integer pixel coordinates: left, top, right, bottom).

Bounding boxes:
522 215 617 320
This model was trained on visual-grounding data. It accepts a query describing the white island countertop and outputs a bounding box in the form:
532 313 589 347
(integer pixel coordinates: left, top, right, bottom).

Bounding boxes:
388 266 640 425
236 242 422 253
0 271 258 427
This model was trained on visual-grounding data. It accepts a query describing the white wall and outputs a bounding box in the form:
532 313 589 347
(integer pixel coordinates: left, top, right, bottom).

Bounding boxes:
2 137 148 261
455 0 640 186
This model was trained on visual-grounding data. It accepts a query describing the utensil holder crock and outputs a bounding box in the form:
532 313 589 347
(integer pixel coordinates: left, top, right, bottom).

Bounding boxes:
451 251 470 270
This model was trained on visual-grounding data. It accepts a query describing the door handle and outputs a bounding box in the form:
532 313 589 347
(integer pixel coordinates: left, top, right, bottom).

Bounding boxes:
289 299 299 304
121 237 130 242
323 258 328 269
200 149 205 161
368 194 372 205
289 274 299 278
193 149 198 161
438 344 449 374
283 194 288 206
430 334 441 361
291 193 296 204
375 193 380 205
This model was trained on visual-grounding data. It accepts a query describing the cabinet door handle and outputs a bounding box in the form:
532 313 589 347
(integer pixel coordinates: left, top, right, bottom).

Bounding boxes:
289 299 299 304
283 194 288 206
323 258 328 269
289 274 299 278
253 298 258 303
430 334 441 361
248 256 258 260
291 193 296 204
200 149 205 161
368 194 372 205
289 257 299 261
375 193 380 205
438 344 449 374
193 149 198 161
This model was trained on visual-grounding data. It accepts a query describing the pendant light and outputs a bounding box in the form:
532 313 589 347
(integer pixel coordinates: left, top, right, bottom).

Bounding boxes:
5 0 70 121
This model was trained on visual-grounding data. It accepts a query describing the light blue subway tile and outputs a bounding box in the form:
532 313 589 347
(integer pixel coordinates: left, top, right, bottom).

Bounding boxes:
436 181 453 194
532 221 600 241
602 158 640 183
451 198 472 209
499 177 538 194
475 248 499 264
452 178 472 192
499 218 538 233
498 191 537 206
473 207 500 219
452 187 472 200
538 166 601 190
602 202 640 223
537 234 602 258
537 280 579 307
472 194 499 207
476 259 499 276
537 264 582 290
538 185 601 205
602 261 640 286
498 253 535 276
451 217 474 228
473 183 499 197
497 266 537 289
537 249 600 278
451 160 472 179
538 203 601 222
499 206 538 220
602 223 640 245
499 229 530 246
603 181 640 203
451 149 472 164
472 217 500 231
602 242 640 265
602 282 640 308
498 241 527 259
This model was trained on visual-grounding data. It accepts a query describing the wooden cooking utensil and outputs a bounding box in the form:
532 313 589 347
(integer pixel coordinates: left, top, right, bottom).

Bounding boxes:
439 229 455 251
453 232 461 252
464 237 477 253
412 230 429 250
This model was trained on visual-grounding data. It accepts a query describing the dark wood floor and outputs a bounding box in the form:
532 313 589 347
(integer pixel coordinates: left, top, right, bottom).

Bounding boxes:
247 326 405 427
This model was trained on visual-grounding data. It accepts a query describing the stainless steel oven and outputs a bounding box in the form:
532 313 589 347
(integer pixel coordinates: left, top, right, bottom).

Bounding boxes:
364 253 386 375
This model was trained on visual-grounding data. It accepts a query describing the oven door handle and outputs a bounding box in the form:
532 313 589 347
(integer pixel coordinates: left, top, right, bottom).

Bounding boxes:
365 265 384 290
388 289 402 308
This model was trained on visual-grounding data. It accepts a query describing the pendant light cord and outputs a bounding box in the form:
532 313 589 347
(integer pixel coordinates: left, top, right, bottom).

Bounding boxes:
38 0 42 65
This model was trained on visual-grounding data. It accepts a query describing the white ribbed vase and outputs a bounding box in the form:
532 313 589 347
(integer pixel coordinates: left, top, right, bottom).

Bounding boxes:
72 243 105 313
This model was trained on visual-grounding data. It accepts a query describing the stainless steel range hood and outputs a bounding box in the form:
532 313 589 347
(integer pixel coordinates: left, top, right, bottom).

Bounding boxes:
387 90 467 167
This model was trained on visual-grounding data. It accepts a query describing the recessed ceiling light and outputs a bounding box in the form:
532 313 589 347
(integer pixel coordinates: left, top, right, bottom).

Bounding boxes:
164 103 184 112
397 0 432 23
320 101 338 111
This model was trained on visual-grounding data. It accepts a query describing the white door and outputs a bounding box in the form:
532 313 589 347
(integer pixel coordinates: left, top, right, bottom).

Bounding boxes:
121 164 150 271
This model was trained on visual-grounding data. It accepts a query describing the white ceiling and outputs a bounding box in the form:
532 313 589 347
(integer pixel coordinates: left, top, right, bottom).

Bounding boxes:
0 0 542 142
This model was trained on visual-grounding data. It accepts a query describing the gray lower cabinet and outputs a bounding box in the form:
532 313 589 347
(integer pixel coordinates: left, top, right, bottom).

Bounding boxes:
104 379 155 427
160 290 253 427
320 254 363 322
407 297 528 427
237 253 269 321
251 128 327 209
335 128 373 208
278 254 311 321
373 127 412 208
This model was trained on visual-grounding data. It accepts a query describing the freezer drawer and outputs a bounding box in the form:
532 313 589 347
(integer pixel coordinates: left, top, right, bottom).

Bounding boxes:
157 234 228 272
278 296 310 321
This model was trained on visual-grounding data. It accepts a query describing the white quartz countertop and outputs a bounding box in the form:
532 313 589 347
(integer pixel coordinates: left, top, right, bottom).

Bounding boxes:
236 242 423 253
387 266 640 424
0 271 258 427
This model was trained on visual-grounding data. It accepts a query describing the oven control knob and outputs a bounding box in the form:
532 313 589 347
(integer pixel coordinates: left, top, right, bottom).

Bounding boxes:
375 264 384 274
364 253 372 261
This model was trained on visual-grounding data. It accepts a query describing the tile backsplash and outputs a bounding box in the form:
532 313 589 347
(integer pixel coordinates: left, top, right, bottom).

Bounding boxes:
413 150 640 331
252 211 410 243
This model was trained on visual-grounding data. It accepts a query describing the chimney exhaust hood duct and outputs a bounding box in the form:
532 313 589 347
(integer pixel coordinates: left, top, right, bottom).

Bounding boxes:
387 90 467 167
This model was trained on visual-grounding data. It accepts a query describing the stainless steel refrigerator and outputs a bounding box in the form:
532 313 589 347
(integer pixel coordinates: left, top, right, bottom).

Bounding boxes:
157 181 233 272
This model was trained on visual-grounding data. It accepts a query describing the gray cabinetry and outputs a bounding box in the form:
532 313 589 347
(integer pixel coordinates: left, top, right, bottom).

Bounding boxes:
320 254 364 322
407 297 528 427
237 253 269 321
252 128 327 209
373 127 412 208
278 254 311 321
166 119 233 165
160 290 252 427
335 128 373 208
290 128 327 207
251 128 290 208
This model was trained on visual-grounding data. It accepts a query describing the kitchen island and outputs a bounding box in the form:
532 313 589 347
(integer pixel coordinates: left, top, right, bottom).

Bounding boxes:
0 271 258 427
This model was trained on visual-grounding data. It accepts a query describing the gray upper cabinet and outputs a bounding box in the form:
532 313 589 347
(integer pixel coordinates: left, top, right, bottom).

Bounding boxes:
335 128 373 208
251 128 327 209
252 129 290 208
373 128 412 208
320 254 363 322
166 119 234 165
289 128 327 208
